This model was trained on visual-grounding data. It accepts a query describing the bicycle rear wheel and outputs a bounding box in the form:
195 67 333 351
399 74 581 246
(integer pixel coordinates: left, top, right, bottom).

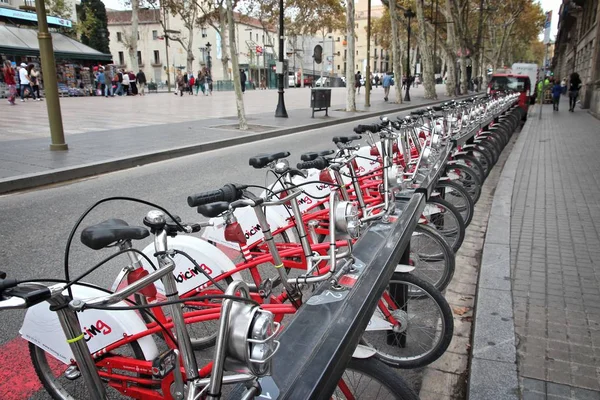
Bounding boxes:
362 272 454 369
333 358 419 399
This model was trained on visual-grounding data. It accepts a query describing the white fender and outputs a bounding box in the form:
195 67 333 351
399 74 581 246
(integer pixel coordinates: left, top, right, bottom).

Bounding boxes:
395 264 416 273
422 203 443 217
20 285 159 365
139 235 242 296
352 344 377 359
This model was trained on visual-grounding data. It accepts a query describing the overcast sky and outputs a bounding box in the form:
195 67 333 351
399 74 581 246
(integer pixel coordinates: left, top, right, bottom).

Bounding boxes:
100 0 562 40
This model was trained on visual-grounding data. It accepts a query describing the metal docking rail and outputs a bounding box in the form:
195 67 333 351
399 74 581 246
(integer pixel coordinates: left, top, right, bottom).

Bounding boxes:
267 193 426 399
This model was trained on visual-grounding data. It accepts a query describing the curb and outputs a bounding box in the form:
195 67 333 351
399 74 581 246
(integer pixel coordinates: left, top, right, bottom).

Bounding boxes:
0 96 471 195
467 119 531 399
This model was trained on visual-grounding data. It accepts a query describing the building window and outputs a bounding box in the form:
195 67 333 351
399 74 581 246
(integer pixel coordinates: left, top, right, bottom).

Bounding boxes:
154 50 160 64
152 30 158 40
137 51 142 65
256 33 258 41
137 31 140 40
262 34 264 43
201 27 207 38
337 64 340 70
356 50 358 55
118 51 124 65
117 32 122 42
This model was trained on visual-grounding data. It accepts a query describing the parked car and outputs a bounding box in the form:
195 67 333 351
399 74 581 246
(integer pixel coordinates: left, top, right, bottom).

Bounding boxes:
296 76 313 87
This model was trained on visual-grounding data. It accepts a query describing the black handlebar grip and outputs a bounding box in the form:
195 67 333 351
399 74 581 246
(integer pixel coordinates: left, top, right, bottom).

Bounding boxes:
297 157 329 170
354 124 380 134
187 183 245 207
0 270 6 279
432 106 443 111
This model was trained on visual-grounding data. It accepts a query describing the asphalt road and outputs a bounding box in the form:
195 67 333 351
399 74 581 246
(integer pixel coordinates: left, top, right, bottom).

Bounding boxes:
0 111 425 398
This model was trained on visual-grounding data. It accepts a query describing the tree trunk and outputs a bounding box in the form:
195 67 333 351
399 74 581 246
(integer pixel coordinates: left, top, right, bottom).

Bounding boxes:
389 0 403 103
346 0 356 111
446 55 456 96
128 0 139 71
219 9 231 80
415 0 436 99
459 55 467 94
226 0 247 130
471 54 479 91
444 0 457 97
185 24 195 74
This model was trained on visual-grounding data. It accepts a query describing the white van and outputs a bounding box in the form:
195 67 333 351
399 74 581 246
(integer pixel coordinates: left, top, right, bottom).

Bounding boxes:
511 63 539 96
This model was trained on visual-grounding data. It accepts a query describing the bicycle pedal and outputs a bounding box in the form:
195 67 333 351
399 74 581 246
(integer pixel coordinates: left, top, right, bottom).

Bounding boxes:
64 365 81 380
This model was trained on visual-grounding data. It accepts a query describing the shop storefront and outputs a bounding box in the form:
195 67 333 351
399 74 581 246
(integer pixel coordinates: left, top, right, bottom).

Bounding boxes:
0 10 112 95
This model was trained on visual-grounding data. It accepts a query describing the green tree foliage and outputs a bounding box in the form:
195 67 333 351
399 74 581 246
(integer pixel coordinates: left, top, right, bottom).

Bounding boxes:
77 0 110 54
45 0 71 19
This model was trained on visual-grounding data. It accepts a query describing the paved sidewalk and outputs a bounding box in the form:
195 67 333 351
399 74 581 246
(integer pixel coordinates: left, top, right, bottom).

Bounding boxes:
0 85 468 193
511 108 600 399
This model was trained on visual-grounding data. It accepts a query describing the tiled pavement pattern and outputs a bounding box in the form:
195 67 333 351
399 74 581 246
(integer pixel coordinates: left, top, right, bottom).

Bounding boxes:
0 85 459 180
0 85 442 141
511 108 600 396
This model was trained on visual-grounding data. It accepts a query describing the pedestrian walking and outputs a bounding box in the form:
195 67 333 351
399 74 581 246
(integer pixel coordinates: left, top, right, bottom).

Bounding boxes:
19 63 36 101
568 72 581 112
103 68 113 97
382 71 392 102
240 69 247 93
115 70 124 96
176 70 185 96
355 71 362 94
374 74 380 88
96 67 107 97
560 78 567 95
29 65 41 100
195 69 203 95
122 70 130 95
2 60 17 105
136 69 146 96
129 71 138 95
206 69 213 95
552 79 562 111
188 74 195 95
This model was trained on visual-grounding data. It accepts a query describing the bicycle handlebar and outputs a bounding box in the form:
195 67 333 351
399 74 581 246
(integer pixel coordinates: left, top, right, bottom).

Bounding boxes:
187 183 247 207
297 157 329 171
353 124 381 134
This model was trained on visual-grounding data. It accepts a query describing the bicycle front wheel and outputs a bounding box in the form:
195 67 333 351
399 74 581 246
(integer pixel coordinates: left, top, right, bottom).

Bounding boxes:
362 272 454 369
334 358 419 400
410 224 456 292
423 197 466 253
435 180 475 226
29 341 148 400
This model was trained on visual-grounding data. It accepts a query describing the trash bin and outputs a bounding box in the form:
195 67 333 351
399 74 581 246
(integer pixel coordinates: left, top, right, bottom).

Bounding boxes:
311 88 331 117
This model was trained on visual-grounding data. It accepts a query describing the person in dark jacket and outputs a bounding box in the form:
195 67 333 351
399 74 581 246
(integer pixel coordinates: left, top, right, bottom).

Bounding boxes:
136 69 147 96
240 69 247 93
568 72 581 112
551 79 562 111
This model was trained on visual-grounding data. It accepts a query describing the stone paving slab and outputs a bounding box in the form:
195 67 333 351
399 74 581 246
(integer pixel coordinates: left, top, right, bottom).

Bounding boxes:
511 107 600 396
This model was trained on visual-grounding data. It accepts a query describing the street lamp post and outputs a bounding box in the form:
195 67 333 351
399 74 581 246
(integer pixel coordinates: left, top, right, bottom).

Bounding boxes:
275 0 288 117
206 42 212 74
404 8 415 102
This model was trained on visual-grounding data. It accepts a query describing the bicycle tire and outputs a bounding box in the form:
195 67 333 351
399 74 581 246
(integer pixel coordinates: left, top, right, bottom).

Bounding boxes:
435 179 475 226
453 154 485 183
424 197 465 253
466 147 492 178
227 357 420 400
475 138 500 163
445 163 482 203
410 224 456 292
362 272 454 369
334 358 420 399
29 340 148 400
